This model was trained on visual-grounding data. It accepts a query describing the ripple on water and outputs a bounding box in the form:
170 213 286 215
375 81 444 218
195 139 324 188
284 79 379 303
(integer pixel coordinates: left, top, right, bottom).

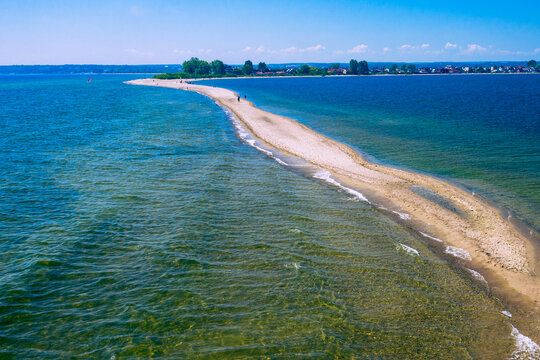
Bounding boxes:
0 75 523 359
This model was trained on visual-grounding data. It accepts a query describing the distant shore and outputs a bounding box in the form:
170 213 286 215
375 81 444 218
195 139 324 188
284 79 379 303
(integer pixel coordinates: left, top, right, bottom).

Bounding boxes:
126 77 540 342
154 72 539 82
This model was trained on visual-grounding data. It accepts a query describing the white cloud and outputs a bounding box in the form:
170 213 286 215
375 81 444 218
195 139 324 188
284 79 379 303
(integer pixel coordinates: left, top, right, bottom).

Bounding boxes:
280 44 325 53
396 43 444 55
534 48 540 54
126 48 153 57
347 44 368 53
173 49 192 55
399 44 424 52
280 46 298 53
382 47 391 53
242 44 325 54
445 42 457 49
243 45 277 54
462 44 487 54
304 44 325 52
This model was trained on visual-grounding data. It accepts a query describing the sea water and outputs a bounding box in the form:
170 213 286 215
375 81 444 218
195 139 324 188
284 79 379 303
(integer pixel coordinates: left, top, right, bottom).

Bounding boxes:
0 74 537 359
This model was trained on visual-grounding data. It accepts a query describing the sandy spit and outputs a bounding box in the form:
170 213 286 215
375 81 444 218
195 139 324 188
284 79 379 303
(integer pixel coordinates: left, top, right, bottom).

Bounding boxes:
126 78 540 341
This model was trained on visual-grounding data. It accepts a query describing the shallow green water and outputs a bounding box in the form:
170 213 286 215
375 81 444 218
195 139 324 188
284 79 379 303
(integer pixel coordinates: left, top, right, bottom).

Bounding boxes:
0 75 533 358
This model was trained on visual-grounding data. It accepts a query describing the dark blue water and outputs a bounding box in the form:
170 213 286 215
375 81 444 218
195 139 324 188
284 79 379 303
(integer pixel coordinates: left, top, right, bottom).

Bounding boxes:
205 75 540 231
0 74 536 358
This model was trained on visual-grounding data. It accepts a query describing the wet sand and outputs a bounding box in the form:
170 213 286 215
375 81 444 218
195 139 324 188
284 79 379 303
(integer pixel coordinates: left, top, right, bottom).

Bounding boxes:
126 78 540 341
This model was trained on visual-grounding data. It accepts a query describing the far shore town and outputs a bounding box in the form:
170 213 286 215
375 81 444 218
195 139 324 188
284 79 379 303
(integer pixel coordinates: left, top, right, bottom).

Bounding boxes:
154 58 539 79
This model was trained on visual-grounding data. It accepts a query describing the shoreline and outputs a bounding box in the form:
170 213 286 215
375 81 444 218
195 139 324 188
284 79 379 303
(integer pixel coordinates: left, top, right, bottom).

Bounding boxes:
160 72 539 82
126 78 540 343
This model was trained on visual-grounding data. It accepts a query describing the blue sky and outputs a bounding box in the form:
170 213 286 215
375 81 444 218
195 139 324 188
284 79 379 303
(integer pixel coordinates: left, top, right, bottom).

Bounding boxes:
1 0 538 65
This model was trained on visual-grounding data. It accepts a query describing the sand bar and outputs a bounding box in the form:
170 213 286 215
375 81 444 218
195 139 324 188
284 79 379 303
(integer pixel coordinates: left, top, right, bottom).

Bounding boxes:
127 78 540 341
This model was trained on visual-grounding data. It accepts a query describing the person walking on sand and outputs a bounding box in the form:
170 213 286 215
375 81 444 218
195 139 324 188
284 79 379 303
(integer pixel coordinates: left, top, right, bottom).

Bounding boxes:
237 94 240 102
244 94 247 100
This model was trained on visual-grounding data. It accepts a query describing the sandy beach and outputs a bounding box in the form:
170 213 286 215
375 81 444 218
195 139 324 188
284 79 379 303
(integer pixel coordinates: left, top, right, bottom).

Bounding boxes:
127 78 540 341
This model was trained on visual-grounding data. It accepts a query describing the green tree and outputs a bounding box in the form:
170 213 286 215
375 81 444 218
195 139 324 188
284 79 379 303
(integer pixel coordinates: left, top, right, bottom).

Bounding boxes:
210 60 225 75
407 64 416 74
527 60 537 68
258 62 268 73
535 64 540 72
311 67 328 75
349 59 359 75
329 63 340 69
242 60 254 75
182 57 199 74
298 64 311 74
390 63 398 73
358 60 369 75
199 61 210 75
400 64 407 72
182 57 210 75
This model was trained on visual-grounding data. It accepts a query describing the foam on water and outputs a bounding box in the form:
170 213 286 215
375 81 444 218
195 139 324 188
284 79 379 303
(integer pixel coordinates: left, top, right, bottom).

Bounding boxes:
399 243 420 257
466 268 487 284
212 93 374 209
392 210 412 220
244 139 289 166
445 246 472 261
222 105 290 167
420 231 443 242
509 325 540 359
285 262 301 270
313 169 370 203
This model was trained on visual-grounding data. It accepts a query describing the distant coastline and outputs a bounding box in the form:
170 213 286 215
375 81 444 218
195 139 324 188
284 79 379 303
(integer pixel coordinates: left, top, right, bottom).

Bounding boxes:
153 67 538 80
151 58 539 79
1 60 538 76
185 72 539 82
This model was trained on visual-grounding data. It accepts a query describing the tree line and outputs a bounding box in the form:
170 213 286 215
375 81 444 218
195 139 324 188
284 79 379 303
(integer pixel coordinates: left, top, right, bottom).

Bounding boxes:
153 57 539 79
153 57 374 79
348 60 369 75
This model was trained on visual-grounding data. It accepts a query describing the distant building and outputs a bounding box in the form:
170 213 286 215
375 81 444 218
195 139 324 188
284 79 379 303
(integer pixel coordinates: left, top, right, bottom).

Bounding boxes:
328 68 347 74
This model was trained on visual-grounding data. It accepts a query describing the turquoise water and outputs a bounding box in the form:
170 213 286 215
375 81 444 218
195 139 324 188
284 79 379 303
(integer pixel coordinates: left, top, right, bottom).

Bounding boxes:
205 75 540 232
0 75 534 358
